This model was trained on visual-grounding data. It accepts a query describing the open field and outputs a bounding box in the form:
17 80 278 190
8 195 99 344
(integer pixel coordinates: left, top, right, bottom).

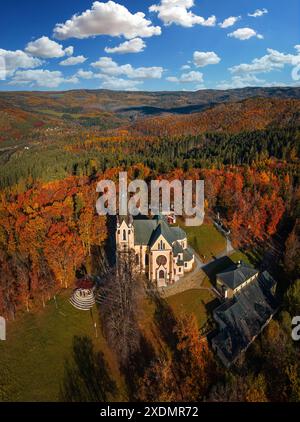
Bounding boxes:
0 291 121 402
201 249 256 288
0 286 216 402
177 220 226 262
166 289 217 332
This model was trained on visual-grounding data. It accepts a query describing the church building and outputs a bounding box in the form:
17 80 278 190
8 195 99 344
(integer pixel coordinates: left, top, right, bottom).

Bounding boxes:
116 215 194 287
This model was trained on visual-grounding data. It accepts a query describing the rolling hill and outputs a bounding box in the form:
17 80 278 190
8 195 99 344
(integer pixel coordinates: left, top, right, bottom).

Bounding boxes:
129 97 300 136
0 87 300 142
1 86 300 117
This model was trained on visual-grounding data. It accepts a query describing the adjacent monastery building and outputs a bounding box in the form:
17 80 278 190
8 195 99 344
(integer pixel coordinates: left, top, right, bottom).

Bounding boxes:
212 262 278 367
116 215 194 287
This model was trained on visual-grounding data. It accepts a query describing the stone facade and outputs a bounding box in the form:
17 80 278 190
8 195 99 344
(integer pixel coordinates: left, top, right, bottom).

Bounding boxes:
212 269 278 367
216 262 259 299
116 215 194 287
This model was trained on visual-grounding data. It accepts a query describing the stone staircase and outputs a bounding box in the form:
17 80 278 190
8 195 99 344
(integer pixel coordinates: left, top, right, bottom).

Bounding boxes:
69 289 95 311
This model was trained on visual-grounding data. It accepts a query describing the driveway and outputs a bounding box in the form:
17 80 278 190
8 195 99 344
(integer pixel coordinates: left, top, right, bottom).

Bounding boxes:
160 237 235 299
160 248 209 298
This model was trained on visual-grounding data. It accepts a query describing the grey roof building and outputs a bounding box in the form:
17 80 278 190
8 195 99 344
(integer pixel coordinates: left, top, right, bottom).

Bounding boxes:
116 215 195 286
217 262 259 290
211 270 278 367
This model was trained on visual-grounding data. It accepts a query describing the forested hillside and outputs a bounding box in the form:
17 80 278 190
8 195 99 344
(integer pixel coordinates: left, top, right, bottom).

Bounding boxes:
1 87 300 142
0 92 299 315
130 98 300 136
0 96 299 188
0 90 299 402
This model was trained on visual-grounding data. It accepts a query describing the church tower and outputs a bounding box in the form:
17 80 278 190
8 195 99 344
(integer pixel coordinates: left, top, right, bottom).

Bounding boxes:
116 215 134 251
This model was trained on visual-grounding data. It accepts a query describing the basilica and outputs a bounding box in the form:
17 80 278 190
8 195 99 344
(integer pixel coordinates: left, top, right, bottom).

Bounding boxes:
116 215 195 287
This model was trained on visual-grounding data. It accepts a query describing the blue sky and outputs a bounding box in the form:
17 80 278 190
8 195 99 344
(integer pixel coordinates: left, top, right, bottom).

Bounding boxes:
0 0 299 91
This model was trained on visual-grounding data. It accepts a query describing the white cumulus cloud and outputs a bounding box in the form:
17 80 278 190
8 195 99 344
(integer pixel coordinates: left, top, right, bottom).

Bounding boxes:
228 27 263 40
0 49 42 77
216 74 266 90
76 69 97 79
64 46 74 56
9 69 78 88
180 70 203 82
166 76 179 82
230 47 300 75
53 1 161 40
100 75 143 90
25 36 72 58
248 8 268 18
105 38 146 54
91 57 164 79
149 0 216 28
294 45 300 53
193 51 221 67
167 70 203 83
219 16 241 29
59 55 87 66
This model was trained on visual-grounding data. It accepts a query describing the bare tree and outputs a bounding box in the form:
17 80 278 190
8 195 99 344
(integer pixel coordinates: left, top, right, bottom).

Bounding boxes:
0 251 18 319
99 249 144 366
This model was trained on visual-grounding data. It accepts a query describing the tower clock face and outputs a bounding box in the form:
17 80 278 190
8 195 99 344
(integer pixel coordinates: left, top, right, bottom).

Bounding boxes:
156 255 167 266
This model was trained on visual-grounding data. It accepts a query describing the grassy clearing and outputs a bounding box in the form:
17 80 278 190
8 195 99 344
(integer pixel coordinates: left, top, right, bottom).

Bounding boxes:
166 289 217 331
230 249 263 267
177 219 226 262
0 285 219 402
229 250 252 265
202 249 256 288
0 291 121 402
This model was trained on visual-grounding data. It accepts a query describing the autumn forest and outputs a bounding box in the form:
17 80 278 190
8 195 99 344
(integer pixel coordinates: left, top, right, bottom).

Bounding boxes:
0 88 300 402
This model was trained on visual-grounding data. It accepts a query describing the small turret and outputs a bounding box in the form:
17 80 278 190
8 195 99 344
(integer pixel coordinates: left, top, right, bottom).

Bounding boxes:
116 215 135 250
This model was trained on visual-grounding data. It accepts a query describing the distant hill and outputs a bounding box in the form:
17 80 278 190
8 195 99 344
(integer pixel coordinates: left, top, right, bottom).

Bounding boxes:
129 97 300 136
1 86 300 117
1 87 300 141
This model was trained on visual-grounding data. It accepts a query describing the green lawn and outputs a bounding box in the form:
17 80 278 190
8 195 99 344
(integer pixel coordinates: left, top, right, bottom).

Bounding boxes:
0 286 220 401
229 250 252 265
0 291 120 402
202 249 257 287
230 249 262 267
166 289 217 333
176 219 226 262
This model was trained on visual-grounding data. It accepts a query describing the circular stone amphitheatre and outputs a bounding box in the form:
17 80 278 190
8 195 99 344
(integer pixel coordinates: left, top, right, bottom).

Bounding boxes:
69 277 96 311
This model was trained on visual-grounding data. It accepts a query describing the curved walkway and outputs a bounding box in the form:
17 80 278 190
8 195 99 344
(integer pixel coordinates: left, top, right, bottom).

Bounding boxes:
69 289 95 311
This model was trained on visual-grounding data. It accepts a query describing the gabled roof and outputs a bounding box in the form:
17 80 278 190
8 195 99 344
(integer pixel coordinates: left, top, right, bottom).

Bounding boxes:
149 220 174 247
171 226 186 241
133 219 157 245
212 271 278 367
217 262 258 290
173 241 183 256
132 216 187 247
183 248 194 262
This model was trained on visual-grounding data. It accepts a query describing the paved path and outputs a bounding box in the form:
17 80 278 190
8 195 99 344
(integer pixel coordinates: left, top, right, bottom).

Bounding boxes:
226 237 234 254
161 248 206 297
160 234 235 299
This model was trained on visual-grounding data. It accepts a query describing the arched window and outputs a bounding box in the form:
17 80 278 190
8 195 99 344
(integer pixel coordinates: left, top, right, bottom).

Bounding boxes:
123 230 126 241
159 270 165 279
159 240 165 250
